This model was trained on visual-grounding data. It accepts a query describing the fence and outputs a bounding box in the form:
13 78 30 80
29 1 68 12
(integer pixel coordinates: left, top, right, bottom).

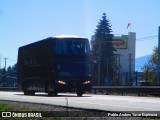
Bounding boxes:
92 86 160 96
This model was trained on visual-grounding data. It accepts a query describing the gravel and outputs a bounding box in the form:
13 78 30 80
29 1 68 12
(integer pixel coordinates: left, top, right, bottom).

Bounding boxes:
0 100 156 120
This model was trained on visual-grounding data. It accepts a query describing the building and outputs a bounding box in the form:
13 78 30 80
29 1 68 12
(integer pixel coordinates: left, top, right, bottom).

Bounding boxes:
113 32 136 85
91 32 136 85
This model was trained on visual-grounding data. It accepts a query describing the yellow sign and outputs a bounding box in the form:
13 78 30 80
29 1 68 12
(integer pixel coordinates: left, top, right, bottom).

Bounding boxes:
113 36 128 49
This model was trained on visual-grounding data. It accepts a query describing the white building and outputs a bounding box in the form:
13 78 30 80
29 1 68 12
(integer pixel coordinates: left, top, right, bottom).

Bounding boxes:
91 32 136 85
114 32 136 73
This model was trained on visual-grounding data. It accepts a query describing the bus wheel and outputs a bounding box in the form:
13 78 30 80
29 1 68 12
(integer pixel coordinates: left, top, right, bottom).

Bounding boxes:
77 91 83 97
45 83 53 96
53 91 58 96
30 91 35 96
22 82 30 95
24 91 30 95
48 91 53 96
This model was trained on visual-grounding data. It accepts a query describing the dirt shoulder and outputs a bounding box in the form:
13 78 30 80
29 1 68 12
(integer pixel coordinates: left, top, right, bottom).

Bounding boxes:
0 100 154 120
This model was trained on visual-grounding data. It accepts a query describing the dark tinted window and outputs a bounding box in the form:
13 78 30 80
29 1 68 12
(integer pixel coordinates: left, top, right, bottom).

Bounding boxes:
54 38 90 56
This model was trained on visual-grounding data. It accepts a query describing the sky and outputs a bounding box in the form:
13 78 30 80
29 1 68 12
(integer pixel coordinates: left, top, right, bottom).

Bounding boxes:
0 0 160 68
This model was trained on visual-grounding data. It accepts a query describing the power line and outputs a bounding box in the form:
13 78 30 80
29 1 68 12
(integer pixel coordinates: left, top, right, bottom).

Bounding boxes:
136 66 144 67
114 34 158 41
136 35 158 41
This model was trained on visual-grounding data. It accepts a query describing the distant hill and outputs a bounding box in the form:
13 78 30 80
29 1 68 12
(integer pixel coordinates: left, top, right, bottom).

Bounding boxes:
135 55 151 72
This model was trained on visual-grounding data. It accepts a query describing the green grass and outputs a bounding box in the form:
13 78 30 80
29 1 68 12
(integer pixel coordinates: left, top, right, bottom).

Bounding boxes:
0 102 65 120
0 103 12 111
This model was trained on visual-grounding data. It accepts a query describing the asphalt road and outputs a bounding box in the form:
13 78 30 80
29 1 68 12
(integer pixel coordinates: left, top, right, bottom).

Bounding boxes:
0 91 160 115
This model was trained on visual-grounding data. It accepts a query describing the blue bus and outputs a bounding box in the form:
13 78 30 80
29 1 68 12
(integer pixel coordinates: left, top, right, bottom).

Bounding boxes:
17 36 92 96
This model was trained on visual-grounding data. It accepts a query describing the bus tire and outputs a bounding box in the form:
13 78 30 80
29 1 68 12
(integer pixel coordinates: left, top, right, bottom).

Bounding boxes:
22 81 25 92
48 91 53 96
24 91 29 95
77 91 83 97
30 91 35 96
22 81 30 95
53 90 58 96
45 82 53 96
45 82 49 92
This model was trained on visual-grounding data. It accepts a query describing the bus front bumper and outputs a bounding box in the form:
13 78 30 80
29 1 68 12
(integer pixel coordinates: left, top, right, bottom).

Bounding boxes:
54 80 92 92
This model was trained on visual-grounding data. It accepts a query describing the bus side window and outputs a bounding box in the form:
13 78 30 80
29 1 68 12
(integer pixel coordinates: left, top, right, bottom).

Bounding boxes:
75 41 84 55
68 41 77 55
24 58 29 65
55 40 67 55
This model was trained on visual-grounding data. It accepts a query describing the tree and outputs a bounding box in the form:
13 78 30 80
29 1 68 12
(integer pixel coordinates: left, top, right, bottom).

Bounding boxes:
91 13 116 86
142 46 158 85
0 63 17 75
7 66 12 73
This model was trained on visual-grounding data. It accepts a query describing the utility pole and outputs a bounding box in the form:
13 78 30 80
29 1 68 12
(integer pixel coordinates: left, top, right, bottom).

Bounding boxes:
98 41 102 86
2 57 8 84
146 68 148 83
158 26 160 86
0 54 2 69
128 54 132 85
4 57 8 73
126 72 128 86
106 58 109 78
135 71 138 86
97 35 114 86
117 54 121 85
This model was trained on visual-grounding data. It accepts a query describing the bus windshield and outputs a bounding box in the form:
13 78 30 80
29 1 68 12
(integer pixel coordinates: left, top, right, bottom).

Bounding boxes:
54 38 90 56
54 60 91 77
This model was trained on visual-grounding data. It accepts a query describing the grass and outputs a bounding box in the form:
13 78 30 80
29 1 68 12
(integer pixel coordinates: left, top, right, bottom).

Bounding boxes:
0 103 12 111
0 102 65 120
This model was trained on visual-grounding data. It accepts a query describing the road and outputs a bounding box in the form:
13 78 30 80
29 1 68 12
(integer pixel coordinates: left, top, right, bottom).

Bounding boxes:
0 91 160 115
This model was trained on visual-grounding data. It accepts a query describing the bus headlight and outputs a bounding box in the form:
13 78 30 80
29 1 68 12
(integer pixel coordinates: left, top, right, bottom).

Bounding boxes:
83 80 91 84
57 80 66 85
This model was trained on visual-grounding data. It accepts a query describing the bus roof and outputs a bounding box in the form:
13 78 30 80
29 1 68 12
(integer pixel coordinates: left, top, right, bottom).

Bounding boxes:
19 36 88 49
52 35 87 39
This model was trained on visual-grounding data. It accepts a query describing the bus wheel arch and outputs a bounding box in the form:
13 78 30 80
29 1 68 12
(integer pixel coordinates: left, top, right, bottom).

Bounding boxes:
45 81 57 96
22 81 29 95
77 91 83 97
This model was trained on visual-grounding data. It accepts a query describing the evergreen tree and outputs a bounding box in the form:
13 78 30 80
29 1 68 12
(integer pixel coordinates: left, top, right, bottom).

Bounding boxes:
91 13 116 86
0 63 17 75
142 46 158 85
7 66 12 73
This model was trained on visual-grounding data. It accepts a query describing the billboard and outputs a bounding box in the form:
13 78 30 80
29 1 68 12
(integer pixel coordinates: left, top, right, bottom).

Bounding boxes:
113 36 128 49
